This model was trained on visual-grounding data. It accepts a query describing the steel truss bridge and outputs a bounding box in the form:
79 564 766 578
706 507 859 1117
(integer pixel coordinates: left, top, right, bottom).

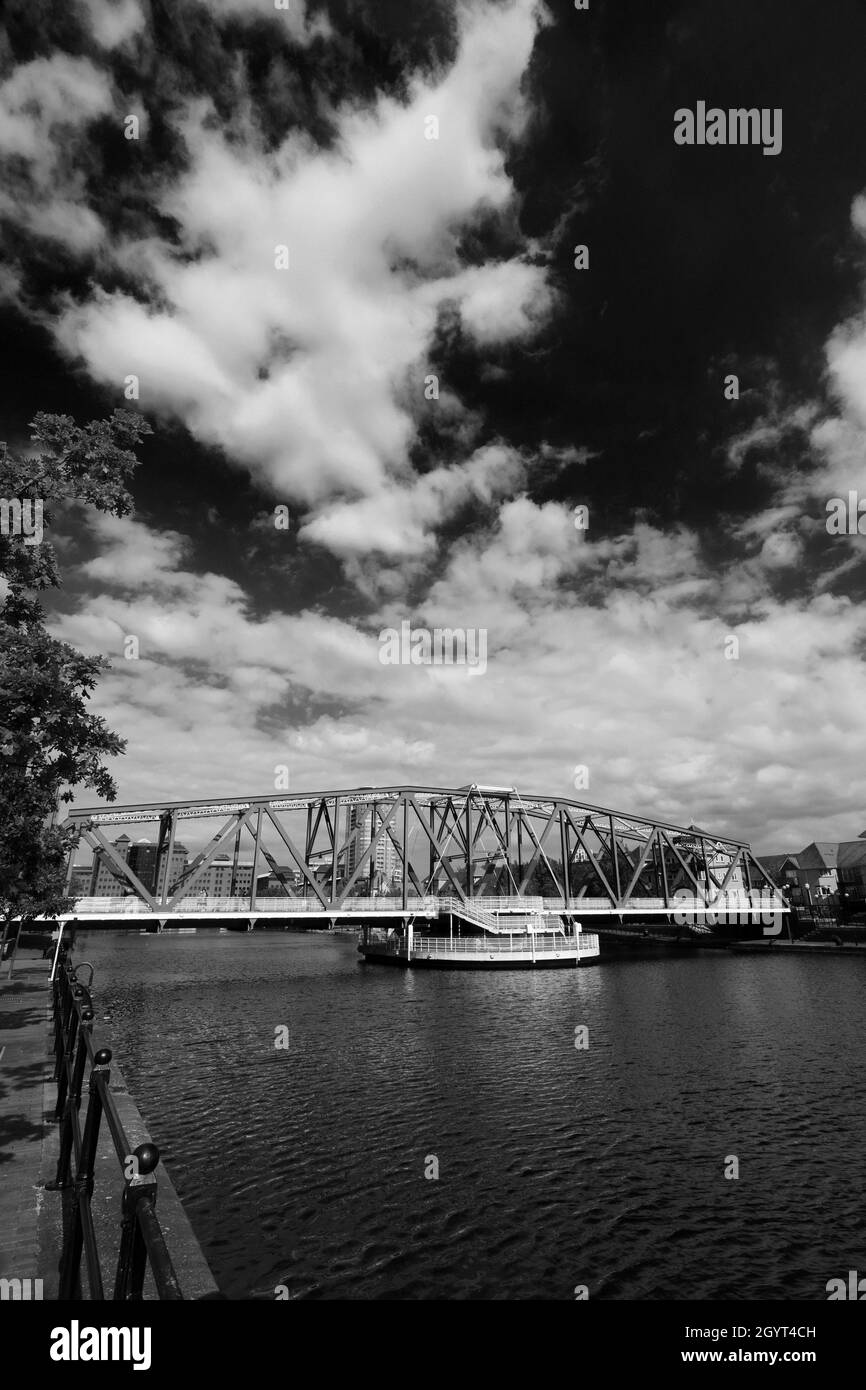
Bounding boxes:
55 784 787 934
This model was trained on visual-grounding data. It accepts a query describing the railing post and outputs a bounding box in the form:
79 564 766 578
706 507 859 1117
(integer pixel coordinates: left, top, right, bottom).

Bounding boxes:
56 1043 109 1299
52 1000 91 1192
51 959 68 1081
114 1144 161 1301
52 962 71 1080
56 963 79 1082
54 983 83 1123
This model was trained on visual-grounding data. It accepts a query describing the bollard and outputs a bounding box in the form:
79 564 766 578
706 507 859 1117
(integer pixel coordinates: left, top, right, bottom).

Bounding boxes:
114 1144 161 1301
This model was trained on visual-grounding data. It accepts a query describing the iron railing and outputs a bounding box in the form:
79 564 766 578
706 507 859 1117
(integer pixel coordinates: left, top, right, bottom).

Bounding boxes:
46 948 184 1300
62 894 441 916
412 934 600 956
59 890 787 918
358 933 601 956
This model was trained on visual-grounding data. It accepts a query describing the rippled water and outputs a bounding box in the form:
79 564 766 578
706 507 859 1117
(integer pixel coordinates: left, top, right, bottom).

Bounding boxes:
76 930 866 1300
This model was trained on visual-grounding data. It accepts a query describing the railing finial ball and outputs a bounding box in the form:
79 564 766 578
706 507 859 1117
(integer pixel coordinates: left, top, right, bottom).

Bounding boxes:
94 1047 112 1066
134 1142 160 1175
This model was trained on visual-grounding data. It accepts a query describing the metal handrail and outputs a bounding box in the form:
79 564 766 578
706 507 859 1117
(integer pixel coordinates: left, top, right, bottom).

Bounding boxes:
65 894 442 915
52 889 787 919
412 934 600 954
45 948 184 1300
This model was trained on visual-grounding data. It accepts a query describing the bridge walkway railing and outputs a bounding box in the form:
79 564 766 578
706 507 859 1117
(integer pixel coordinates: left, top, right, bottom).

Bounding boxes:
51 890 787 921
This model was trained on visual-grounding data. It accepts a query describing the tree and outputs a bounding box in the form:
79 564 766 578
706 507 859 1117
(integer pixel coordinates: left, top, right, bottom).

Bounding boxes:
0 410 151 950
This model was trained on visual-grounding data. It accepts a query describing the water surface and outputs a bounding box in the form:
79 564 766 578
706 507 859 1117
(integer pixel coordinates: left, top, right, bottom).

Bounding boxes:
77 930 866 1299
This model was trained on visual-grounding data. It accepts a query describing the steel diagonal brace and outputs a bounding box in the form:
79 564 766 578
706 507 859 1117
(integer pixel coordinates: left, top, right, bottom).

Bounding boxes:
516 806 563 897
320 799 340 864
307 799 327 859
583 819 625 897
439 798 469 856
336 801 399 904
743 850 788 909
475 797 516 870
425 800 467 877
707 850 741 904
83 827 160 911
563 808 617 904
167 811 256 909
704 843 744 896
659 830 711 906
409 797 468 899
620 827 662 906
469 798 511 889
263 808 329 905
379 814 426 899
257 844 298 896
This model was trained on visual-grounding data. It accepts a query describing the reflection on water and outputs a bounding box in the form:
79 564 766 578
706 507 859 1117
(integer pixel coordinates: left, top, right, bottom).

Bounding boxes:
78 930 866 1300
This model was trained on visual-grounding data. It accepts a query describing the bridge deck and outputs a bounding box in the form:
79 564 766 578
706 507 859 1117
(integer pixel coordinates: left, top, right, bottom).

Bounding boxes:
39 891 788 926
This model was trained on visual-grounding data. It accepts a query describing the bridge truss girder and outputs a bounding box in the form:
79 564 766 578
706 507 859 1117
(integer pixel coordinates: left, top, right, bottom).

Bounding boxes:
61 785 786 918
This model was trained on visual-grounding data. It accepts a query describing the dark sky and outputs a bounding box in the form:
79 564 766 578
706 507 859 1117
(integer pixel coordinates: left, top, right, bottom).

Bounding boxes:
2 0 865 848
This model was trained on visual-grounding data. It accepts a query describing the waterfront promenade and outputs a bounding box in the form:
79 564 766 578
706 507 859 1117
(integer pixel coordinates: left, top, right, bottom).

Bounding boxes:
0 947 220 1301
0 955 58 1296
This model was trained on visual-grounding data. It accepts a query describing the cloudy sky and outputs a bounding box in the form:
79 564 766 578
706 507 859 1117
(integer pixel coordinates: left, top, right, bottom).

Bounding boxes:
3 0 866 852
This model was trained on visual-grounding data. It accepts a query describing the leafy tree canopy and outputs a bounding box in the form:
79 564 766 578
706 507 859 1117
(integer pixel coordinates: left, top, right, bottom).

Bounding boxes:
0 410 151 927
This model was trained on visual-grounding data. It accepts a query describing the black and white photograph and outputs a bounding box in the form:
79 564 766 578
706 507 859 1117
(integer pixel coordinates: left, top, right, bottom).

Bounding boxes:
1 0 865 1362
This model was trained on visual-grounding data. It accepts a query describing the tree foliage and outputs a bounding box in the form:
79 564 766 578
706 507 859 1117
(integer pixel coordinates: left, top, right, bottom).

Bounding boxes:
0 410 151 927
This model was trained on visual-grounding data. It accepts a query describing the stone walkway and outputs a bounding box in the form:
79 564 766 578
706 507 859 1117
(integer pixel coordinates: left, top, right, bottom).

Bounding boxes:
0 952 59 1297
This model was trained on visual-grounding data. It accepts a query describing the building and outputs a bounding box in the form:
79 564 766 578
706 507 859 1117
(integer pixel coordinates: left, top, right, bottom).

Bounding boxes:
757 843 839 907
159 841 190 897
127 839 158 892
837 834 866 913
345 805 397 887
89 835 132 894
756 853 800 896
195 856 257 897
257 865 302 895
87 836 189 899
69 865 93 898
793 843 839 901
